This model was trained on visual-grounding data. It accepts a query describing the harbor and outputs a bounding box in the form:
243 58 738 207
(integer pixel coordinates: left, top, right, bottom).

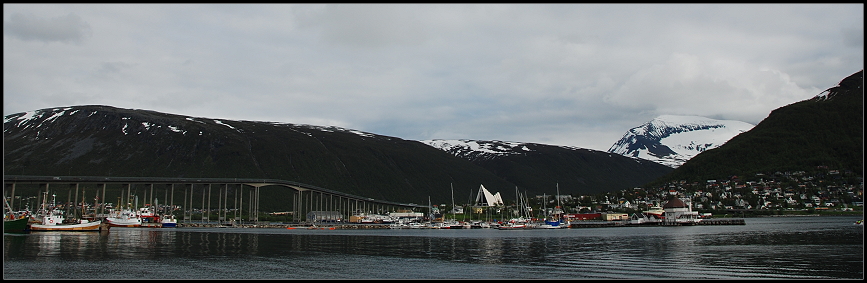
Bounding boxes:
5 177 751 233
4 216 862 279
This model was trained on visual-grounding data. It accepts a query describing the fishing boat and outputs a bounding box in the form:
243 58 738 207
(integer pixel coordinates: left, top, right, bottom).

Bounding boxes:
4 197 30 233
30 211 102 231
26 191 100 232
4 217 29 233
106 208 143 227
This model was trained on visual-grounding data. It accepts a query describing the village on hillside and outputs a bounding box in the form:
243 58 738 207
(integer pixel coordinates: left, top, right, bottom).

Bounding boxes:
556 166 863 218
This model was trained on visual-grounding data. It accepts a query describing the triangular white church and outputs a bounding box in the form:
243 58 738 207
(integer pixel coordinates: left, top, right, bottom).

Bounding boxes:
474 184 504 207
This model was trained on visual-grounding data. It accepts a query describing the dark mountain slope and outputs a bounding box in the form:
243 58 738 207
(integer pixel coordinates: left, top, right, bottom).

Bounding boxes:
423 140 674 196
650 70 863 184
3 105 515 205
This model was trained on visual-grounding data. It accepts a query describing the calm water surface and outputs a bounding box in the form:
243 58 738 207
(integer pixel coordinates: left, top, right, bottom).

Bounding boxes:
4 216 863 279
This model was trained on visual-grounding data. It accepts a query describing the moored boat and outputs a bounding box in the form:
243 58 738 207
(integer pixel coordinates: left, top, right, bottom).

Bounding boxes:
4 197 30 233
160 214 178 228
29 210 101 232
642 206 665 219
534 221 564 229
497 222 528 230
106 208 143 227
4 217 29 233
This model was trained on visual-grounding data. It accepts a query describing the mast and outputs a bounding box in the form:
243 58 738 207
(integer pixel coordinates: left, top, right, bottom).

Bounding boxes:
557 183 561 208
450 183 455 222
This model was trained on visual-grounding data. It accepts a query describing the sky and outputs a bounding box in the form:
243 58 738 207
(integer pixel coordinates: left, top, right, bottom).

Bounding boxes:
3 4 863 152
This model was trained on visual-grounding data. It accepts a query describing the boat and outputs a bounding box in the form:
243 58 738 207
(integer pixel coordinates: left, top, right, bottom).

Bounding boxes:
447 220 464 229
30 212 102 231
4 217 29 233
533 188 565 229
160 214 178 228
469 221 490 229
498 222 528 230
856 219 864 225
408 222 427 229
642 206 665 219
4 197 30 233
27 191 101 232
498 217 531 230
534 219 564 229
106 208 143 227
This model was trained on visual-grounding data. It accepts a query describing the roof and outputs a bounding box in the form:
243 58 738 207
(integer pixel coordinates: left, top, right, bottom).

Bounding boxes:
663 197 688 208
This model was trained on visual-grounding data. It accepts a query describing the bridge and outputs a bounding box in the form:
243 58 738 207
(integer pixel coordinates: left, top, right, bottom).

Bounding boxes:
3 175 428 224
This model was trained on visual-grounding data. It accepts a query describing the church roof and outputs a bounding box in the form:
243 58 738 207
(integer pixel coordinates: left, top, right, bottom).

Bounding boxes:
662 197 688 208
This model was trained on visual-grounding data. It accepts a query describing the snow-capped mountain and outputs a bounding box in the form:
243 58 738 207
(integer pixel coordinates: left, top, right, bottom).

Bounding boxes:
421 139 538 161
608 115 754 168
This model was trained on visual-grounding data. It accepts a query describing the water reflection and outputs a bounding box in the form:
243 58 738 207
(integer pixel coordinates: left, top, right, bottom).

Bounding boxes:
4 216 863 279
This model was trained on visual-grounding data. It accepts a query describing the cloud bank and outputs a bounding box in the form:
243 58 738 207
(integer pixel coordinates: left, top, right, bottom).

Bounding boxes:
3 4 863 151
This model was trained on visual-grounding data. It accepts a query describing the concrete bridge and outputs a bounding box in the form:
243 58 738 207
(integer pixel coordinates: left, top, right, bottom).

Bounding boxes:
4 175 427 224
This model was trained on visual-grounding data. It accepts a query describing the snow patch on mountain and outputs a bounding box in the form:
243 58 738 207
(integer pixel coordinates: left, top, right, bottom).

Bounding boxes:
421 139 538 161
608 115 754 168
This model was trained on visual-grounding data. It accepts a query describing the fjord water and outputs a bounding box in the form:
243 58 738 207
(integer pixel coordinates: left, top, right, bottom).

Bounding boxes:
4 216 863 279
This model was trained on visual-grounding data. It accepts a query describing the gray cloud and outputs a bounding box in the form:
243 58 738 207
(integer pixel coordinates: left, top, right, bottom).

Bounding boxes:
4 12 92 44
2 4 863 152
842 27 864 48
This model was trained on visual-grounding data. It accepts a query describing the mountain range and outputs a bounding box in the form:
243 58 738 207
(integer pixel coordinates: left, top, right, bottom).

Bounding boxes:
3 105 672 205
5 70 861 206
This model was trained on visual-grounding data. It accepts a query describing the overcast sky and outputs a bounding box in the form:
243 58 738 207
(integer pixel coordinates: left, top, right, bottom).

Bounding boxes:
3 4 863 151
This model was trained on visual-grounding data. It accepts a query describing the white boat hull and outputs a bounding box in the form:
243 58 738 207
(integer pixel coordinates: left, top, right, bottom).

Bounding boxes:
30 220 102 231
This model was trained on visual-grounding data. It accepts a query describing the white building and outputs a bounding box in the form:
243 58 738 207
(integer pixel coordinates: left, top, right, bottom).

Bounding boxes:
661 197 700 225
474 184 504 207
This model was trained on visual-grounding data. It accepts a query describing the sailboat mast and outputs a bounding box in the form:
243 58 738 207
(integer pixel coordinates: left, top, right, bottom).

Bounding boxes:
450 183 455 221
557 183 561 208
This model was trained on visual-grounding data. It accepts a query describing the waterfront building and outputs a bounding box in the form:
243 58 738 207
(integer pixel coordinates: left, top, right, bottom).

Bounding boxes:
661 197 700 225
306 211 342 223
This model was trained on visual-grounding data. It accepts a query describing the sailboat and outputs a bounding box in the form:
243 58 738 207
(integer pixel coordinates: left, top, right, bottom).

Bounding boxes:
441 183 464 229
499 187 532 230
534 184 565 229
